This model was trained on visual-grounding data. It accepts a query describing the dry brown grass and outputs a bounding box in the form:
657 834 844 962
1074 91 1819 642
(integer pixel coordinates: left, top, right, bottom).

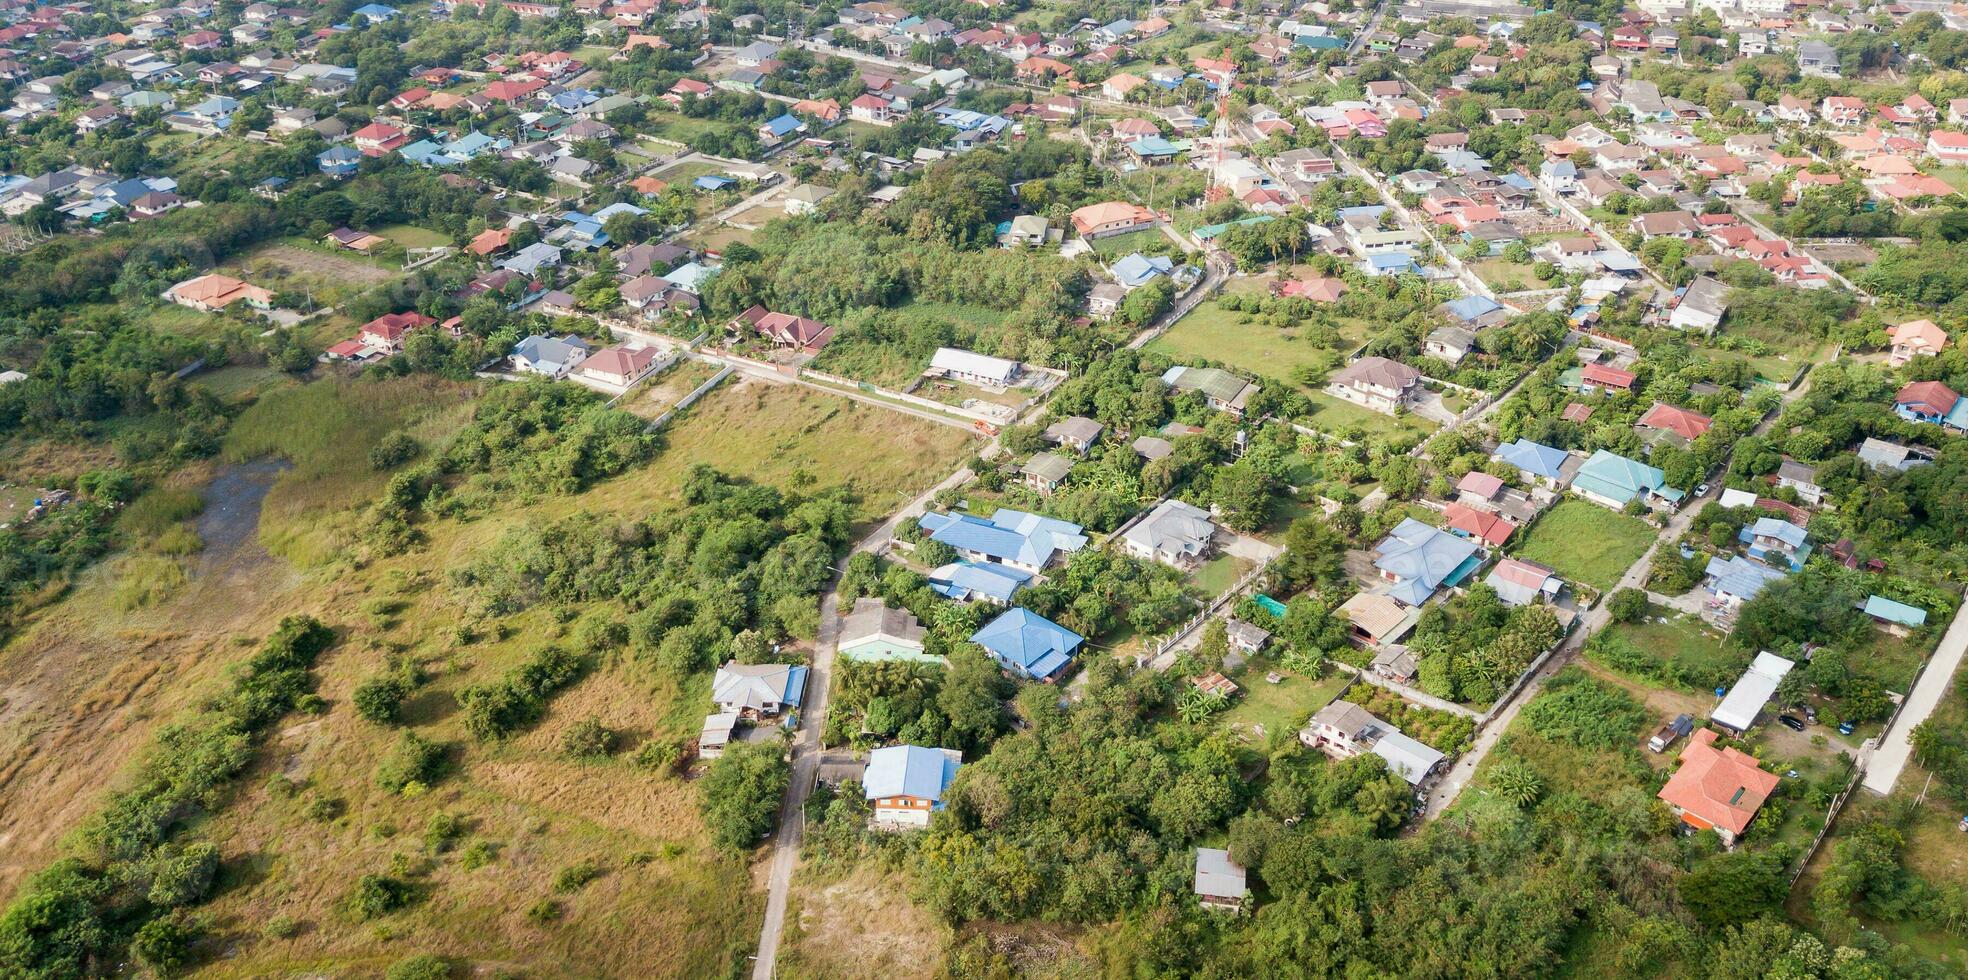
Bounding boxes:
780 862 952 979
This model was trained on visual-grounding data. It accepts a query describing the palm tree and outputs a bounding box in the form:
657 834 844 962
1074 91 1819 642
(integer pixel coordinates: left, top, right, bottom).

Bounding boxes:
1488 760 1546 809
1177 687 1228 724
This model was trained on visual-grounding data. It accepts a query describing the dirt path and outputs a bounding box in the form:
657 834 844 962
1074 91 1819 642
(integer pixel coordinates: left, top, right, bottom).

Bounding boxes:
0 461 298 897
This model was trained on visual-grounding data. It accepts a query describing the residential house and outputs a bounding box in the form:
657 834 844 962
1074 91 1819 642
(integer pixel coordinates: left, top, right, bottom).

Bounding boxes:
1704 554 1788 610
917 509 1088 573
927 560 1033 604
1743 517 1810 571
1194 849 1249 911
1370 646 1418 683
1863 596 1928 637
1327 356 1422 415
163 274 274 312
1887 319 1948 366
509 334 591 378
1493 438 1583 489
1797 40 1840 79
501 242 563 276
1711 651 1795 734
1339 592 1413 646
1636 401 1713 446
711 660 809 719
864 745 961 829
576 345 661 387
1669 276 1729 333
1485 557 1563 607
1895 381 1968 430
357 311 435 352
1580 363 1637 392
1632 210 1702 240
1042 416 1103 455
838 598 938 664
1299 700 1444 787
1573 449 1682 510
734 306 833 353
1069 201 1159 238
1162 366 1258 416
1020 452 1075 495
1441 502 1515 548
1373 518 1482 606
1658 728 1779 846
1775 459 1824 505
1121 499 1217 569
1857 437 1933 473
970 607 1083 681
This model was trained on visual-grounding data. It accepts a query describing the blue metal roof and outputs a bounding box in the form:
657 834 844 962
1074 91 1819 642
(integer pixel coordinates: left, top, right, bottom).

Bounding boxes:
1112 252 1173 287
971 608 1083 680
862 745 959 805
1373 518 1480 606
1494 438 1570 479
929 561 1033 603
1445 295 1502 321
1705 555 1786 600
763 113 803 137
919 510 1086 568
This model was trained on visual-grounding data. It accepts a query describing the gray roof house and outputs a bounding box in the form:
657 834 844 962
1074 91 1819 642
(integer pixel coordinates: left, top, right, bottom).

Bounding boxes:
1194 848 1248 910
1043 416 1104 455
501 241 562 275
1121 499 1217 569
1020 452 1075 494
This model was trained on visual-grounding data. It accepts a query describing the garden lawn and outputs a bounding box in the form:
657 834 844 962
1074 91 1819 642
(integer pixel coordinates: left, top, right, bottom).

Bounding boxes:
1513 500 1655 592
1190 554 1253 597
1218 667 1348 742
1147 300 1330 385
373 223 452 249
1090 228 1170 259
1300 390 1437 441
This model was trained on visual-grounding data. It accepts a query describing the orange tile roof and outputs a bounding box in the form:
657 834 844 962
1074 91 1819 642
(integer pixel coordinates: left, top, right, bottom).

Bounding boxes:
1657 729 1779 837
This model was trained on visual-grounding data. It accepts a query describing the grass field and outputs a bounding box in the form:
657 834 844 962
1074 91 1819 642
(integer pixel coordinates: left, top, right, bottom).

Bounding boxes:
1147 298 1335 385
1218 664 1348 744
1513 500 1655 592
220 240 396 309
0 372 983 976
223 377 481 565
581 377 977 527
1301 389 1437 441
1191 554 1253 597
373 224 453 249
1591 607 1747 692
1090 228 1171 259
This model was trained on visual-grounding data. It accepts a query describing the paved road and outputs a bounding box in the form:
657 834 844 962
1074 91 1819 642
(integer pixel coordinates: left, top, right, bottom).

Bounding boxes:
749 464 973 980
1862 592 1968 795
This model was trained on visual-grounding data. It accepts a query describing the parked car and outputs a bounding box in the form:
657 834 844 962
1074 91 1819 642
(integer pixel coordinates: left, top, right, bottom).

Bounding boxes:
1838 720 1856 735
1778 715 1806 732
1696 482 1711 497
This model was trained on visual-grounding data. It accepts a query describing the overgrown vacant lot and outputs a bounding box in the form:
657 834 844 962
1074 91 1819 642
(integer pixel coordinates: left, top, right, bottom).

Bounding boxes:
0 374 977 976
1512 499 1656 592
594 376 977 525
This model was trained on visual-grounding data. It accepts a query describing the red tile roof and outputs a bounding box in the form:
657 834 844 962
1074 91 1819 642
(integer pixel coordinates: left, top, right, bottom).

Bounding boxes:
1637 401 1713 441
1441 502 1514 547
1580 363 1635 389
1657 729 1779 837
